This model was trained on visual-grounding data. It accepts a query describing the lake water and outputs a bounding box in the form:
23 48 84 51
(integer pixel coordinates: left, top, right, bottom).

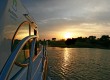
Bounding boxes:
47 47 110 80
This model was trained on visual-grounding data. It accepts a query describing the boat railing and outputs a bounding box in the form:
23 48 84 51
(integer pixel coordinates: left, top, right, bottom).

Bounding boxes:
0 35 47 80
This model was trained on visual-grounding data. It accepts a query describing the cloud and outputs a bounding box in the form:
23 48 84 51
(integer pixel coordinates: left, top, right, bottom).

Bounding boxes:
22 0 110 39
22 0 110 22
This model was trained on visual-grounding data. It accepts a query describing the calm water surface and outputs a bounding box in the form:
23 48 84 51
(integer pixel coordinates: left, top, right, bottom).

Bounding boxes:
47 47 110 80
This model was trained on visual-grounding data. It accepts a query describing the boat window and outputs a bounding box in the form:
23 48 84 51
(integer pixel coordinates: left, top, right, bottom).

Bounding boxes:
11 21 36 50
11 21 29 50
11 21 34 67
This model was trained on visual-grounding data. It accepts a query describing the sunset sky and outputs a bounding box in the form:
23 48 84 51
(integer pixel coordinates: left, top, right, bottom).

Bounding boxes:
22 0 110 40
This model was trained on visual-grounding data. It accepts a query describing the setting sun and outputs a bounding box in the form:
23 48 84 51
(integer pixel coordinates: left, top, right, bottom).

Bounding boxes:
64 32 72 39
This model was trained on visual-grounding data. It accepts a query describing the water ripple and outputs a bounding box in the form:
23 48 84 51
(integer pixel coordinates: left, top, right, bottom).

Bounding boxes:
47 47 110 80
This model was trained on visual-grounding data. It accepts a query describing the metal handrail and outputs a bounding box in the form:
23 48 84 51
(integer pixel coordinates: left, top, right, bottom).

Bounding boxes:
27 38 36 80
0 35 37 80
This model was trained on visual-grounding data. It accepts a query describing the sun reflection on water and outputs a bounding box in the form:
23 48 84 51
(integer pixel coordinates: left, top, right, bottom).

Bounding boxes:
60 48 71 75
64 48 69 62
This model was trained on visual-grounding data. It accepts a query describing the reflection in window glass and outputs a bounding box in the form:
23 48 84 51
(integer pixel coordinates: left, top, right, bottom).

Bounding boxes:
15 22 29 40
12 22 30 51
14 22 30 63
30 23 35 35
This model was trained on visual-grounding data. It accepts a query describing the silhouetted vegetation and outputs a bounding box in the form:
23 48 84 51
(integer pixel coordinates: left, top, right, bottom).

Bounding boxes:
48 35 110 49
13 35 110 49
65 38 77 45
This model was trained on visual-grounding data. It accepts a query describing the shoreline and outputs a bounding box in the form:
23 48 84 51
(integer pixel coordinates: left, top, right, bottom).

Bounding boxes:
48 45 110 50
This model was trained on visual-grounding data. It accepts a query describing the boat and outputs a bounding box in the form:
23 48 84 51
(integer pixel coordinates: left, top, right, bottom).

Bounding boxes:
0 0 48 80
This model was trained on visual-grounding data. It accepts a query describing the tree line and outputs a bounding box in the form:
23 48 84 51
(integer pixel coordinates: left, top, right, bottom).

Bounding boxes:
65 35 110 49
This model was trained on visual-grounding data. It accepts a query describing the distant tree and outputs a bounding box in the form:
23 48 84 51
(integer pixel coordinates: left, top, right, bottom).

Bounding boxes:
88 36 96 44
100 35 109 41
88 36 96 40
99 35 110 48
77 37 83 42
52 38 56 41
65 38 77 45
83 37 88 42
71 38 77 44
65 38 72 45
